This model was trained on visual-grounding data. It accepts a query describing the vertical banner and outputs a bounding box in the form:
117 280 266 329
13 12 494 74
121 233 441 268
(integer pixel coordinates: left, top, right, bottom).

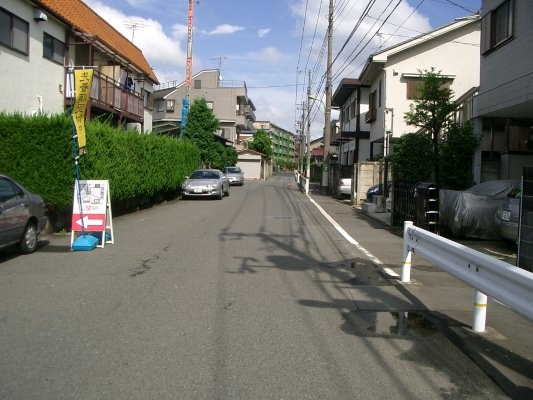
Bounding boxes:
72 69 94 156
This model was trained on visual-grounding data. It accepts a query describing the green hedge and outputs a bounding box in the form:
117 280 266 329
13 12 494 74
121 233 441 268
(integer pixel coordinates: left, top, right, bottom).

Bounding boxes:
0 113 200 216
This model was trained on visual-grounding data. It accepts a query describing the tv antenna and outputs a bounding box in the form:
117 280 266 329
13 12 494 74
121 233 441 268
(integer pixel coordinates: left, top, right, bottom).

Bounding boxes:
210 56 227 71
124 20 148 42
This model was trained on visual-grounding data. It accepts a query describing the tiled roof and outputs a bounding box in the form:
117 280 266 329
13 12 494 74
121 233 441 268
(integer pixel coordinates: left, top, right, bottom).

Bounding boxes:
36 0 158 83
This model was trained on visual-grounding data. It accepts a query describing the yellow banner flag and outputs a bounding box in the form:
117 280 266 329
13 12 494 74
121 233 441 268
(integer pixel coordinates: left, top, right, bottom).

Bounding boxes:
72 69 94 155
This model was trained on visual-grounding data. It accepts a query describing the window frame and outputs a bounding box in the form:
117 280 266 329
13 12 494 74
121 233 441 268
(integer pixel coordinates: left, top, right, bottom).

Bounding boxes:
43 32 65 65
0 7 29 55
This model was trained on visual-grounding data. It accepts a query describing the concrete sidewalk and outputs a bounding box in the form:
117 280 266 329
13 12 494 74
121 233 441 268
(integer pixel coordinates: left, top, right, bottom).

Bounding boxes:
307 187 533 399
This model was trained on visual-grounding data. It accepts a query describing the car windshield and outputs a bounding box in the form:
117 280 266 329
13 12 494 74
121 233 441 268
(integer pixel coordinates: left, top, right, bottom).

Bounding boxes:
225 167 240 173
190 170 219 180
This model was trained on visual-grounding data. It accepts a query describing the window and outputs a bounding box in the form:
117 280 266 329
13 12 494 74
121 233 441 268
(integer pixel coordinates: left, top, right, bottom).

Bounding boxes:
481 0 513 53
0 7 29 54
406 78 451 99
365 91 377 123
155 99 165 112
378 79 382 107
350 100 356 119
194 79 201 89
43 33 65 64
166 100 175 112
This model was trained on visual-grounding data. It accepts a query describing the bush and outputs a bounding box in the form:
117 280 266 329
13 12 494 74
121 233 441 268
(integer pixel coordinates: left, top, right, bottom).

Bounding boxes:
0 113 200 218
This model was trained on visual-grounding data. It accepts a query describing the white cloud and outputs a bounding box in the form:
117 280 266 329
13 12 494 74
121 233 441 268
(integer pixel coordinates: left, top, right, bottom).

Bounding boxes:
206 24 245 35
257 28 271 38
85 0 187 83
245 47 284 63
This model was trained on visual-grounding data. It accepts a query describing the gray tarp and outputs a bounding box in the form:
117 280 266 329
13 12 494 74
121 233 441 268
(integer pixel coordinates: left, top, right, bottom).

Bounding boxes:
439 180 519 239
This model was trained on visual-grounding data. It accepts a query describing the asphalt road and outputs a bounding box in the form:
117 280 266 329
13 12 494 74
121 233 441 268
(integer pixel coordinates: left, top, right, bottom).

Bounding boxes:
0 173 509 399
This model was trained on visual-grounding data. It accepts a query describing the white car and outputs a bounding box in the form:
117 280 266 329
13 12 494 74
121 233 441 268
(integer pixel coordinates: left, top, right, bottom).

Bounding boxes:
337 178 352 198
181 169 230 200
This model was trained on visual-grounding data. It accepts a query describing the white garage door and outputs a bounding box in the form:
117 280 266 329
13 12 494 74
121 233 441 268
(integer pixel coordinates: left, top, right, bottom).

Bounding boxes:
238 160 261 180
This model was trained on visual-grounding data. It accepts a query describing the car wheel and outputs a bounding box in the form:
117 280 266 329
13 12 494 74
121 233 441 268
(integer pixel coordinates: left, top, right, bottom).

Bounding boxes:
216 188 223 200
19 223 38 254
225 185 230 197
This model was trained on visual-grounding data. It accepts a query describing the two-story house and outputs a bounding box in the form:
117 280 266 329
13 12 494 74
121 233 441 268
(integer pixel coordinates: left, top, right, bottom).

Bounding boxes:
474 0 533 182
358 15 481 161
152 69 256 144
1 0 158 131
331 78 371 166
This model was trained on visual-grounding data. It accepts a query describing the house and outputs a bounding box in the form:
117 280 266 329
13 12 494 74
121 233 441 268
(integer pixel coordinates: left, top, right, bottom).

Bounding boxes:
0 0 158 131
253 121 297 170
473 0 533 182
152 69 256 144
357 15 481 161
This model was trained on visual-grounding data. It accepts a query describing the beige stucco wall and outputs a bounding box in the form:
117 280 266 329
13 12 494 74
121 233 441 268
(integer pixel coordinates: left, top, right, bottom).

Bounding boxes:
0 0 66 115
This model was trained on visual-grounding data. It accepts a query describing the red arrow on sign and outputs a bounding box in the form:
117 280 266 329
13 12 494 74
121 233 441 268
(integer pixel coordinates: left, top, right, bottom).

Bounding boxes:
71 214 106 231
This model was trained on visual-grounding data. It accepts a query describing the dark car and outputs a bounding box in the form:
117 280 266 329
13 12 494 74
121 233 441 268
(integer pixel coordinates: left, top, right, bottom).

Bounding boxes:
181 169 230 200
0 175 47 254
222 166 244 186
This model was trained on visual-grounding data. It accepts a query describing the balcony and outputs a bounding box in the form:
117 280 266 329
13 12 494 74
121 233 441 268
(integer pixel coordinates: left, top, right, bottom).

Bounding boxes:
66 70 144 121
365 108 376 123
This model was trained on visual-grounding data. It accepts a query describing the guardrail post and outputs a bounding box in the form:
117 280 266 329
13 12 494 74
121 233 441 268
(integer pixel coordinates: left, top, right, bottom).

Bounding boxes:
305 178 309 195
402 221 413 283
472 290 487 333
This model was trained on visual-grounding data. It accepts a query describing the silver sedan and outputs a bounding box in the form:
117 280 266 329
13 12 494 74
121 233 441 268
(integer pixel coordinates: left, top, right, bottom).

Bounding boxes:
181 169 230 200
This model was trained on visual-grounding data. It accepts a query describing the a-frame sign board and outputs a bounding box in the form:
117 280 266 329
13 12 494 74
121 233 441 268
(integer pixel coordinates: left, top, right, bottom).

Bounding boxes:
71 180 114 248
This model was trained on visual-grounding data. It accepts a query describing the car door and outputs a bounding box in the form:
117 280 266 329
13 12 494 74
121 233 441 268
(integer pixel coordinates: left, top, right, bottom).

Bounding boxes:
0 177 28 246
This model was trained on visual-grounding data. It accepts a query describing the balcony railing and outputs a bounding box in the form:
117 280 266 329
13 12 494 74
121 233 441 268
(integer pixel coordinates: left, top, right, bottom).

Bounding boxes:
365 108 377 123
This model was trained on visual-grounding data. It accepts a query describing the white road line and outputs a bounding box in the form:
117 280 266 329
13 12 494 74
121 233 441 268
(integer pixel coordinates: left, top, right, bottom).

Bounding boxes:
307 194 385 267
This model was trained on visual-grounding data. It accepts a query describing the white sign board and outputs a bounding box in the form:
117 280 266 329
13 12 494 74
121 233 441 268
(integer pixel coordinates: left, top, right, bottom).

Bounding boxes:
71 180 114 248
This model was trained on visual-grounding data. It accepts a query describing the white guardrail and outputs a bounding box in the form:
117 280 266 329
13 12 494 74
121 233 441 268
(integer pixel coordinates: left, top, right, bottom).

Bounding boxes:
294 171 309 194
402 221 533 332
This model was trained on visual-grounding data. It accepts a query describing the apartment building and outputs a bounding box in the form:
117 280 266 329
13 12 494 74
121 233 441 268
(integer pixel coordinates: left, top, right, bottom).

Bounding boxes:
0 0 158 131
253 121 297 170
152 70 256 144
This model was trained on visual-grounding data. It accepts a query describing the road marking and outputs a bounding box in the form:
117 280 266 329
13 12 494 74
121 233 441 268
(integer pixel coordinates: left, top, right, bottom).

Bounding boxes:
307 194 385 267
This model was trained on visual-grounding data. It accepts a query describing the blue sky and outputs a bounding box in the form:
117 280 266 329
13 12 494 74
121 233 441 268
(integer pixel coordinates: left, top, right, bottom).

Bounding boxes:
84 0 481 139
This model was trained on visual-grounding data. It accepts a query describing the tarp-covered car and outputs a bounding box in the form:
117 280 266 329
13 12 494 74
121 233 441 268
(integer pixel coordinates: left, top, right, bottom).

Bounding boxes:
439 180 519 240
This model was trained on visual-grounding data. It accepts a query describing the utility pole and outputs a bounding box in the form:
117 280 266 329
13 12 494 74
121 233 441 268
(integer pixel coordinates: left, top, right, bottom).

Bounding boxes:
322 0 334 193
306 70 311 179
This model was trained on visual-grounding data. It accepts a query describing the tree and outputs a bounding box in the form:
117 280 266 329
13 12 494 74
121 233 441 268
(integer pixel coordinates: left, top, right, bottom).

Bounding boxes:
391 132 433 182
404 68 457 187
248 129 273 161
182 98 220 168
439 122 479 189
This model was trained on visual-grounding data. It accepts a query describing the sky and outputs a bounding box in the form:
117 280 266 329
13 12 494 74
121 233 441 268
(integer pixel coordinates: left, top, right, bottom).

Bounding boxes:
84 0 482 140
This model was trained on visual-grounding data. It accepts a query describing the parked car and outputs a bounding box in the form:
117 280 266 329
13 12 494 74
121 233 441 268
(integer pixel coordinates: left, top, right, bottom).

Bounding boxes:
181 169 230 200
337 178 352 198
439 180 519 240
495 182 521 243
0 175 47 254
223 166 244 186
